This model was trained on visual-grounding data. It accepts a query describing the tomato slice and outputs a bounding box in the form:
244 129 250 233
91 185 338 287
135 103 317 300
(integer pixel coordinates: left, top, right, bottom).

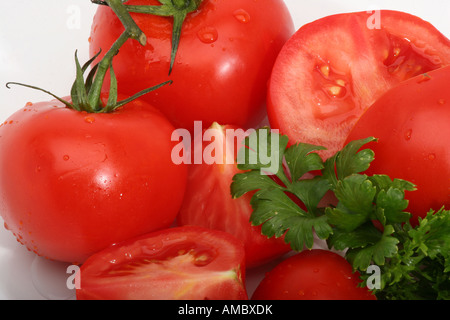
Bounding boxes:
176 123 291 269
267 10 450 159
76 226 248 300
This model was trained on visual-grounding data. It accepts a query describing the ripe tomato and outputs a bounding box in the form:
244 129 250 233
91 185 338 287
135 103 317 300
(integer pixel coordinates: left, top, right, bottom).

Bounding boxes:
89 0 295 132
176 123 292 268
0 98 187 263
346 66 450 226
76 226 248 300
251 249 376 300
267 10 450 159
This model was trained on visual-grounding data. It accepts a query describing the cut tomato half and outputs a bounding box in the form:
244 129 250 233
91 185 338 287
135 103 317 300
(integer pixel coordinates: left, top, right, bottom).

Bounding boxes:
76 226 248 300
267 10 450 159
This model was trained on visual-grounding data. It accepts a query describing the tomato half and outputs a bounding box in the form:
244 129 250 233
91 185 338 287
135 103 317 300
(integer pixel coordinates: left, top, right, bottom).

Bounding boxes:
76 226 248 300
346 66 450 225
267 10 450 159
0 98 187 263
251 249 376 300
89 0 295 132
176 123 291 268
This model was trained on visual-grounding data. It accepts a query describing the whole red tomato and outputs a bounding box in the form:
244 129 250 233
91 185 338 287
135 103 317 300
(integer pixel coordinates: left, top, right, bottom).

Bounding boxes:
89 0 295 132
0 98 187 263
267 10 450 159
251 249 376 300
76 226 248 300
346 66 450 226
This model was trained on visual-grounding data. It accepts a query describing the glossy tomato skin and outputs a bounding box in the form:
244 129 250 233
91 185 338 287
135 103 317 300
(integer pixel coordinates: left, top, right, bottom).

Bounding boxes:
252 249 376 300
176 123 292 269
268 10 450 159
89 0 295 132
0 98 187 263
346 66 450 226
76 226 248 300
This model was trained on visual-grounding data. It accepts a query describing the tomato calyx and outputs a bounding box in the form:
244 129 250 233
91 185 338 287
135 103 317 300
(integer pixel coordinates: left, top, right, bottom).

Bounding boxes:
93 0 203 75
6 0 171 113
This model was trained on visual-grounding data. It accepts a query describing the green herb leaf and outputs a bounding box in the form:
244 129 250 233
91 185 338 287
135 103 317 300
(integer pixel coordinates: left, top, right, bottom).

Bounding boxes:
231 129 448 300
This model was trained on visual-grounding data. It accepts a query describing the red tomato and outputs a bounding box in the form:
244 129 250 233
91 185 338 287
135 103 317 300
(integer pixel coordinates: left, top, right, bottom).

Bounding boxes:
346 66 450 226
76 225 248 300
89 0 295 133
251 249 376 300
176 123 292 268
267 10 450 159
0 98 187 263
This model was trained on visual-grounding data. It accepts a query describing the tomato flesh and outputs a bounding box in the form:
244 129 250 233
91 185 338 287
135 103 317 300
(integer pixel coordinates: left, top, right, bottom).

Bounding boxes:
268 10 450 159
346 66 450 225
176 123 291 268
251 249 376 300
76 226 248 300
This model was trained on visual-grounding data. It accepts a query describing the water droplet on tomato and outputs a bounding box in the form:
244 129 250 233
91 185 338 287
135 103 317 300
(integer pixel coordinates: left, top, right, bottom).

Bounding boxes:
438 98 446 105
63 155 70 161
233 9 250 23
84 116 95 124
417 73 431 83
404 129 412 141
427 153 436 161
25 102 33 107
298 290 305 296
3 222 10 231
197 26 218 44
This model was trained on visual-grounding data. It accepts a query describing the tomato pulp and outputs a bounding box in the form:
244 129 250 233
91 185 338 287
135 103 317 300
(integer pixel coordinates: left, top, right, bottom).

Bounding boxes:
176 123 292 268
346 66 450 225
89 0 295 132
268 10 450 159
0 98 187 263
76 226 248 300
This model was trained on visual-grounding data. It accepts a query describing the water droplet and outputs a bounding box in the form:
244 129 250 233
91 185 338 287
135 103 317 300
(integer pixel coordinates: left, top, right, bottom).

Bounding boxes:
404 129 412 141
84 116 95 124
427 153 436 161
197 26 218 44
298 290 305 296
313 268 320 273
233 9 250 23
25 102 33 107
63 155 70 161
438 98 446 105
417 73 431 83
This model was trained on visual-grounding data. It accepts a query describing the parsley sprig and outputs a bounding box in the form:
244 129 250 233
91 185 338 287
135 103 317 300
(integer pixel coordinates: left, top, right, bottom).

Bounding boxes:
231 129 449 300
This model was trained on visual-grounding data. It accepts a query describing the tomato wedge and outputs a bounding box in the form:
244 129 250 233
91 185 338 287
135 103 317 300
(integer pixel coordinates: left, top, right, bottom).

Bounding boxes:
267 10 450 159
176 123 291 269
76 226 248 300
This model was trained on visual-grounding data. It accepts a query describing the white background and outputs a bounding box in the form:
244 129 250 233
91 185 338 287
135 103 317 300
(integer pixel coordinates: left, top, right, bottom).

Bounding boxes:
0 0 449 300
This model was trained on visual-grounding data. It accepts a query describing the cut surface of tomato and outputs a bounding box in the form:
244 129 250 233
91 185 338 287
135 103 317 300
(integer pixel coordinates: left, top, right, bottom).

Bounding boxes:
267 10 450 159
176 123 291 269
76 226 248 300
